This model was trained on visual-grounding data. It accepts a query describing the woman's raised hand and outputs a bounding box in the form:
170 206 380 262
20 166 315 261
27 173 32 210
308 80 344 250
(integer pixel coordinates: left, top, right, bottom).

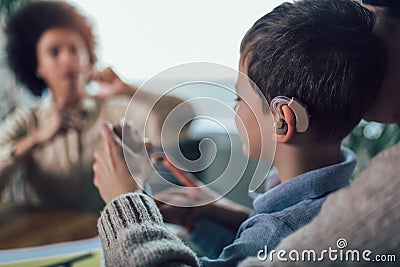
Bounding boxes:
89 67 136 99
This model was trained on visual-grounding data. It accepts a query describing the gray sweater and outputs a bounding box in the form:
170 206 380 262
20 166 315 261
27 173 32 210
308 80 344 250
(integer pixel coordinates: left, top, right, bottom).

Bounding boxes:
98 143 400 266
98 193 199 267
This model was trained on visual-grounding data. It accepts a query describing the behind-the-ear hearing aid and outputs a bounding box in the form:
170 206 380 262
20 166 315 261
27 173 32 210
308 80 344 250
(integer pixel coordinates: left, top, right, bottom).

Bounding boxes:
270 96 310 135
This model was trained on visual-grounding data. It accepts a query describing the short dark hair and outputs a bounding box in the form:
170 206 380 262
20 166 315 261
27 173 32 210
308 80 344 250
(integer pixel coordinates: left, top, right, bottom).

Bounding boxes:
241 0 386 142
6 0 97 97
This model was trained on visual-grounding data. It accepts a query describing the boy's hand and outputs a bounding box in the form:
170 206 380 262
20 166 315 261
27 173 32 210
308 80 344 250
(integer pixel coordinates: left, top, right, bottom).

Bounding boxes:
155 186 251 232
154 186 220 231
93 123 141 204
155 187 214 231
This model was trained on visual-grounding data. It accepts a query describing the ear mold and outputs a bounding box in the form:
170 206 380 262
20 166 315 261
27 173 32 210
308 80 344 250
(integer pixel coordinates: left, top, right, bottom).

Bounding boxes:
270 96 310 134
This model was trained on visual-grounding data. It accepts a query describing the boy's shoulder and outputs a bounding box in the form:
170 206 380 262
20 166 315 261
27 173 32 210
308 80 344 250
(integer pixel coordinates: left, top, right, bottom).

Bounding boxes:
237 212 295 252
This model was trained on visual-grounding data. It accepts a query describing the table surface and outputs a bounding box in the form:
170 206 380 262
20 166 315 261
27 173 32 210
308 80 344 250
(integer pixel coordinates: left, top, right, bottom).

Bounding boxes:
0 203 99 249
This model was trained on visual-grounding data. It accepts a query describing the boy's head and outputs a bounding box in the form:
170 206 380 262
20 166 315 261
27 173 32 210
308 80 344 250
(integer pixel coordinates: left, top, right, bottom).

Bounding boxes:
237 0 385 150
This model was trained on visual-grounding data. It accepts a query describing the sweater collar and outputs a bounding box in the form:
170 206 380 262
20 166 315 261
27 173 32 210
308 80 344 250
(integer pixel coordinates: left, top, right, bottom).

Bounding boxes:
39 93 99 119
253 147 356 214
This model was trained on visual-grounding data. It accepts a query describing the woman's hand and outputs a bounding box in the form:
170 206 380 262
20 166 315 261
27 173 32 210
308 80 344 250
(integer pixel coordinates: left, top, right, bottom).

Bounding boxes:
89 67 136 99
11 108 84 159
33 108 63 144
93 123 143 204
34 109 84 144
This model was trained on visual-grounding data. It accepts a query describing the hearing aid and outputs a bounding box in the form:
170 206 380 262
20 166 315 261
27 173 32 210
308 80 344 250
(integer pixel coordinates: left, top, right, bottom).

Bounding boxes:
274 119 288 135
270 96 310 135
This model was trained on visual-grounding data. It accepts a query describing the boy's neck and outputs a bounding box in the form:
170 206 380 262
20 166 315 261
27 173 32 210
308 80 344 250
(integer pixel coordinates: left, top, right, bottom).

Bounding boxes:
274 142 342 183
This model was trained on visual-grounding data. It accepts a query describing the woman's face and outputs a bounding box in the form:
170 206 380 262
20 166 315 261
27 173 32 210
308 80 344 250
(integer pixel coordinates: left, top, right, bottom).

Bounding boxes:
363 32 400 124
362 4 400 124
234 60 275 160
36 28 91 105
363 65 400 123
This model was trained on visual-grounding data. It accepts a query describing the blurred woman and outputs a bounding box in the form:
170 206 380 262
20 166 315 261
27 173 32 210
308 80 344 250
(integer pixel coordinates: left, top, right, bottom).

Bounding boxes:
0 0 135 211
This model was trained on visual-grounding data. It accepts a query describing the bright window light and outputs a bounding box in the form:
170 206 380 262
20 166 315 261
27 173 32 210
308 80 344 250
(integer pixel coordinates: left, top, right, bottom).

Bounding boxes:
68 0 287 81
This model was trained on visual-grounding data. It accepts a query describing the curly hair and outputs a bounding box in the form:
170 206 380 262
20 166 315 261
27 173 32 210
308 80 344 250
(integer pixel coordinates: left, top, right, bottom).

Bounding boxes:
6 0 97 96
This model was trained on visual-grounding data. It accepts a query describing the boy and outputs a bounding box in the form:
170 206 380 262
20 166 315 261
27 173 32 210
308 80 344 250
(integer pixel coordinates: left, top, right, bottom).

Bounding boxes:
92 0 385 266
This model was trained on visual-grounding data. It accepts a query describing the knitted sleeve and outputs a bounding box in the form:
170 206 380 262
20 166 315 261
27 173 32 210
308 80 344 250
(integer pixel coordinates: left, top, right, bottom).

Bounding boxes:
98 192 200 267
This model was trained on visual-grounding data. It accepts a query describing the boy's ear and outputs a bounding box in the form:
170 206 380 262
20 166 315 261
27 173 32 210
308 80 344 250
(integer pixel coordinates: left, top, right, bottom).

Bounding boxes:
274 105 295 143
